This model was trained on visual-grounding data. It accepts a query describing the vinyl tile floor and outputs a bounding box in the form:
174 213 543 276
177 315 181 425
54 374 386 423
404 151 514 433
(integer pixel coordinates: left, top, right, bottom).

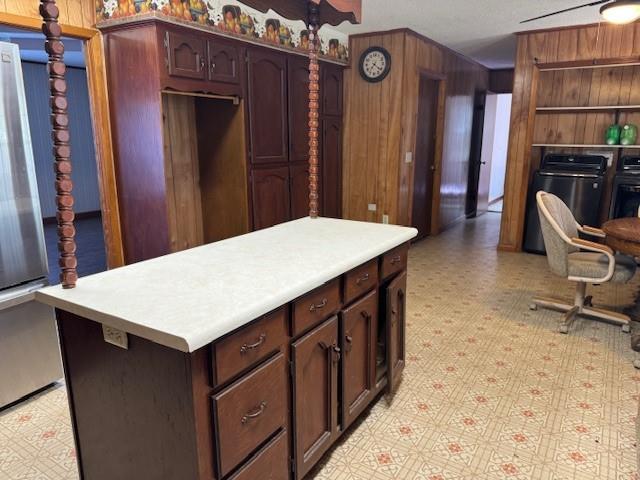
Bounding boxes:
2 212 639 480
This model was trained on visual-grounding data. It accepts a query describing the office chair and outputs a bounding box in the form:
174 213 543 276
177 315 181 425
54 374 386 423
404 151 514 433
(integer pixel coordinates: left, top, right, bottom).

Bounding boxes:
530 191 637 334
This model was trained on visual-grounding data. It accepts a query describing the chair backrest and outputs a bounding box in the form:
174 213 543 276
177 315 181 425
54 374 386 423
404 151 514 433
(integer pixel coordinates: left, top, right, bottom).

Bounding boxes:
536 191 579 278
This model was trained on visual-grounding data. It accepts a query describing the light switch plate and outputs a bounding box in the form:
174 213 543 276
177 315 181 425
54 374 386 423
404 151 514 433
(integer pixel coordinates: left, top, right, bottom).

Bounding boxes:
368 203 377 212
405 152 413 163
382 214 389 224
102 324 128 349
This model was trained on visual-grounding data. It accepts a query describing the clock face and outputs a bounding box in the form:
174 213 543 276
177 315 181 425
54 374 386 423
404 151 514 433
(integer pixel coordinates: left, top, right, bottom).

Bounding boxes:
359 47 391 83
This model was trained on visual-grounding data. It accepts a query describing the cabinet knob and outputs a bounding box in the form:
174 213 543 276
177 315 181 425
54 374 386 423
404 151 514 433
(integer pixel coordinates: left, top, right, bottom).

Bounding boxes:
356 273 370 285
390 255 401 265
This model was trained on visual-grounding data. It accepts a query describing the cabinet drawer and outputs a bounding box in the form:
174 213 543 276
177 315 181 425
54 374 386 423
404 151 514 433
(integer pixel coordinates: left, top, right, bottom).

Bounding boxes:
344 260 378 304
212 308 287 386
213 353 287 477
293 279 341 335
380 244 408 280
228 429 288 480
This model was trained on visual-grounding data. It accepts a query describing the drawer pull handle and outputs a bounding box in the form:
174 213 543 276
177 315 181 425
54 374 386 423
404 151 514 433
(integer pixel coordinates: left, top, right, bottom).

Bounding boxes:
241 401 267 424
356 273 370 285
390 255 402 265
309 298 328 312
240 334 266 354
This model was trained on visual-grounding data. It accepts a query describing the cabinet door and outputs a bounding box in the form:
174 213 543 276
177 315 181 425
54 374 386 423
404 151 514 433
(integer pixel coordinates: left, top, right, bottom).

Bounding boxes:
207 40 240 84
247 48 288 164
290 163 310 220
288 56 310 164
322 64 343 116
165 30 207 80
292 316 340 479
321 118 342 218
386 270 407 395
341 290 377 429
251 167 290 230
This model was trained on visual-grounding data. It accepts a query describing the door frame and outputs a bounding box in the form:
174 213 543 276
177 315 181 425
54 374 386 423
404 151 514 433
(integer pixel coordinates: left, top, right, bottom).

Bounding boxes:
410 68 446 236
0 12 124 268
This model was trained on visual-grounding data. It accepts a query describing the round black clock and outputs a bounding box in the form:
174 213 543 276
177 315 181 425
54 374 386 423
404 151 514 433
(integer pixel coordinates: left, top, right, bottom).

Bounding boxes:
359 46 391 83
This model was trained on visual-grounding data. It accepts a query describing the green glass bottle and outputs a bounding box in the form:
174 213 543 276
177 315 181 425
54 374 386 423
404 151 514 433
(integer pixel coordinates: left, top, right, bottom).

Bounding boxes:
620 124 638 146
605 124 621 145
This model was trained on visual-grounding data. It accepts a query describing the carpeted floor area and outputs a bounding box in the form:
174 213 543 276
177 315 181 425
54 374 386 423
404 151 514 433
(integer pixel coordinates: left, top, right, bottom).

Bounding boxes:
1 212 639 479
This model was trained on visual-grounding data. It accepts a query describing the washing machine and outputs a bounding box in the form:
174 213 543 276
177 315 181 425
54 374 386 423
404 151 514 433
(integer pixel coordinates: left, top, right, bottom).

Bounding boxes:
523 154 607 254
610 155 640 219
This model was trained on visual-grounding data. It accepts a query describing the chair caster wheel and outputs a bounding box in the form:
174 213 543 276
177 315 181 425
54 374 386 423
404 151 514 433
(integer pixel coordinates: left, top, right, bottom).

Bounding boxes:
622 324 631 333
529 303 538 311
634 359 640 370
559 325 569 334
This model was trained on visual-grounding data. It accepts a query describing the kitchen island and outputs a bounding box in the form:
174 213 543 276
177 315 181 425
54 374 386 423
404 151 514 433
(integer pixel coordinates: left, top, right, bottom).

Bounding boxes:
36 217 417 480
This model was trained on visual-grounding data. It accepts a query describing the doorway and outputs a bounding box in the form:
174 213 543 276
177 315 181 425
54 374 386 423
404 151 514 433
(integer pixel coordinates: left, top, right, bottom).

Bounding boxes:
466 92 512 217
0 26 107 285
411 75 441 240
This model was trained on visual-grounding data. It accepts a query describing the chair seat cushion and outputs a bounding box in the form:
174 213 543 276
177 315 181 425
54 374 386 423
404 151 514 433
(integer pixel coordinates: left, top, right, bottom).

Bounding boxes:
568 252 637 283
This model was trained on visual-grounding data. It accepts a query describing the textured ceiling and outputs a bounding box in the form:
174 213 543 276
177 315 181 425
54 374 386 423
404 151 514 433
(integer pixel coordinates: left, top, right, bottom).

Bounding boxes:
337 0 605 69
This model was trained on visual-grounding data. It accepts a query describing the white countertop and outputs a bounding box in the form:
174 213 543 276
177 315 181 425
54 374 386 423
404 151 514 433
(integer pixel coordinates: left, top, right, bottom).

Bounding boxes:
36 217 417 352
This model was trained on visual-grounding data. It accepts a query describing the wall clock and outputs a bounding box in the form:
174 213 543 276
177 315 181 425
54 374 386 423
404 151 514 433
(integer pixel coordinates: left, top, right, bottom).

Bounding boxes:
359 46 391 83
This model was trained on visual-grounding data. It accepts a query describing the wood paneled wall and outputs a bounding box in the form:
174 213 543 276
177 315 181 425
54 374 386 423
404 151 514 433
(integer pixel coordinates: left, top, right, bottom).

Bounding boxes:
342 29 488 231
499 21 640 251
489 69 514 94
0 0 95 32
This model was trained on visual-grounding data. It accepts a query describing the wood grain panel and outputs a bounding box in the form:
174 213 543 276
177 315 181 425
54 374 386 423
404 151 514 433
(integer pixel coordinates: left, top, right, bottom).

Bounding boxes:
162 94 204 252
196 97 249 243
499 22 640 251
343 29 488 230
105 25 171 263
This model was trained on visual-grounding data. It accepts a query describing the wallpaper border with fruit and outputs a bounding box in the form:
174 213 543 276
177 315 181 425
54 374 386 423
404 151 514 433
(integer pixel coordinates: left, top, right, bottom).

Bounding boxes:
98 0 350 62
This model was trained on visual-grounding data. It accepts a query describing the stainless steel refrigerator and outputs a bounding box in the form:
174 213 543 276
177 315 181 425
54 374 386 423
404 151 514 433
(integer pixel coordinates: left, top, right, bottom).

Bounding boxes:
0 42 62 408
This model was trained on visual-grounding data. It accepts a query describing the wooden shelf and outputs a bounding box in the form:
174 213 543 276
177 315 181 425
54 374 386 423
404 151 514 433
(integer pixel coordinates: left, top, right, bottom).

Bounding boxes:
532 143 640 148
536 105 640 113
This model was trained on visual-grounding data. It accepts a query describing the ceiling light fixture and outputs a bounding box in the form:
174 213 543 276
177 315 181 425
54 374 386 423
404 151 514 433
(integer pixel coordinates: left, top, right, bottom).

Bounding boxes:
600 0 640 24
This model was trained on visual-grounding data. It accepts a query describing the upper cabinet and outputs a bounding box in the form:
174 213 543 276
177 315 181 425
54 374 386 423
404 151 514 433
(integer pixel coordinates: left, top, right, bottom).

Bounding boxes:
165 30 207 81
207 39 240 85
322 63 343 117
160 26 242 97
288 56 310 164
247 48 288 165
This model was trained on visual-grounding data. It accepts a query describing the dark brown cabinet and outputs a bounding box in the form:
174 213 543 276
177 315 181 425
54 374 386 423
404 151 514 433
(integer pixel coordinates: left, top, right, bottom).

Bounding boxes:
341 290 377 429
165 30 207 81
290 163 310 220
386 270 407 395
292 316 340 479
321 117 342 218
58 241 409 480
104 19 343 260
247 49 288 165
251 167 290 230
288 56 310 164
322 63 343 116
207 39 240 84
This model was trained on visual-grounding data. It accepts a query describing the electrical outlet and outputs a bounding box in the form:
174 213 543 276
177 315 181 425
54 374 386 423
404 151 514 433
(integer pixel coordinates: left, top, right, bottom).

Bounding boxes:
102 324 128 349
382 214 389 224
368 203 377 212
405 152 413 163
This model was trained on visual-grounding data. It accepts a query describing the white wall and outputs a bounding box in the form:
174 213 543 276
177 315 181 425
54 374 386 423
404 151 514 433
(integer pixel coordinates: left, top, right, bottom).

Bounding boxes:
488 94 511 203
